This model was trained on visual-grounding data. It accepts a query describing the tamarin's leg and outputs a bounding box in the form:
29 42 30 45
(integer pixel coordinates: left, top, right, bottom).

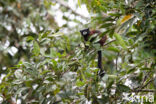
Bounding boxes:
98 50 105 77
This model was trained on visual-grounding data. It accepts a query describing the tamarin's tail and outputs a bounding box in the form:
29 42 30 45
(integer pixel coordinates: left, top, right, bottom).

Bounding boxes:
98 50 105 77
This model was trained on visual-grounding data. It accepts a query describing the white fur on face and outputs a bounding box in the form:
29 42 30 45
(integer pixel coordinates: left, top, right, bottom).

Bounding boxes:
83 31 87 35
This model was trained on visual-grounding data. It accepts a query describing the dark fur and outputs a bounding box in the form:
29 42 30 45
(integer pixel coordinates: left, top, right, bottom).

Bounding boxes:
80 28 107 46
80 28 90 41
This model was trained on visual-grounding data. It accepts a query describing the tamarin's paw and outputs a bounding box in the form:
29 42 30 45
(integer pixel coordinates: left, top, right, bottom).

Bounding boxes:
98 70 105 78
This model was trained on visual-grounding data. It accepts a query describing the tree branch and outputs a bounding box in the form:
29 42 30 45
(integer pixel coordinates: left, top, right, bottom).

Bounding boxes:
132 89 155 92
55 0 89 20
133 78 154 93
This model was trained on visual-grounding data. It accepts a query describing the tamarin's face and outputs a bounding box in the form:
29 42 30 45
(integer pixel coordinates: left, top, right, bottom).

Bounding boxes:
80 28 90 36
80 28 90 41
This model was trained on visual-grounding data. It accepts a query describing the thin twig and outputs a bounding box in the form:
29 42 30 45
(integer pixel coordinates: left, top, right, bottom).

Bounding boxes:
115 52 119 104
135 71 151 90
55 0 89 20
140 78 154 90
116 52 119 71
103 39 116 46
141 71 151 87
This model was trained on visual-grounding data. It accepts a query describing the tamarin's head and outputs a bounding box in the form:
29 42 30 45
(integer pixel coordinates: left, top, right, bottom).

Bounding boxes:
80 28 90 41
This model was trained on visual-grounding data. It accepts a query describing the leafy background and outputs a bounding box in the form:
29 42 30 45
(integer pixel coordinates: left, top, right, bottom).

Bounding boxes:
0 0 155 103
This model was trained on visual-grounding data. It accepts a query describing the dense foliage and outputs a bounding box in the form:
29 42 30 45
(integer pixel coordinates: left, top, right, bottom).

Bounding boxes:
0 0 155 103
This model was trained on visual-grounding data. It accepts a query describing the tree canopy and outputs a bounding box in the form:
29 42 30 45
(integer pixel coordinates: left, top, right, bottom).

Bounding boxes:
0 0 155 103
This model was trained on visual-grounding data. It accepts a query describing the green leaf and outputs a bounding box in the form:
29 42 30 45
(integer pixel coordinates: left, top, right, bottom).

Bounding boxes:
101 30 110 37
126 31 138 37
54 88 60 95
108 75 118 79
109 13 121 17
117 84 131 92
14 69 23 79
109 28 115 38
107 80 114 90
127 68 135 74
23 62 34 69
78 0 81 8
48 32 64 38
76 80 85 87
40 70 51 75
16 87 29 95
100 23 114 28
25 81 33 87
107 47 120 52
39 30 51 41
140 68 151 70
102 17 114 22
154 77 156 89
26 36 34 42
12 79 23 85
24 68 38 78
114 33 127 49
80 69 86 82
32 41 40 56
44 0 55 9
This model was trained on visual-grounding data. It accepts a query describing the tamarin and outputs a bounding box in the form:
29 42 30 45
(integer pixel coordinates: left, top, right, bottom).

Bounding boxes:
80 28 107 77
80 28 107 46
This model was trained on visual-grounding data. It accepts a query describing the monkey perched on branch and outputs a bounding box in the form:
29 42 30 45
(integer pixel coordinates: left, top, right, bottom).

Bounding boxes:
80 28 107 46
80 28 107 77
